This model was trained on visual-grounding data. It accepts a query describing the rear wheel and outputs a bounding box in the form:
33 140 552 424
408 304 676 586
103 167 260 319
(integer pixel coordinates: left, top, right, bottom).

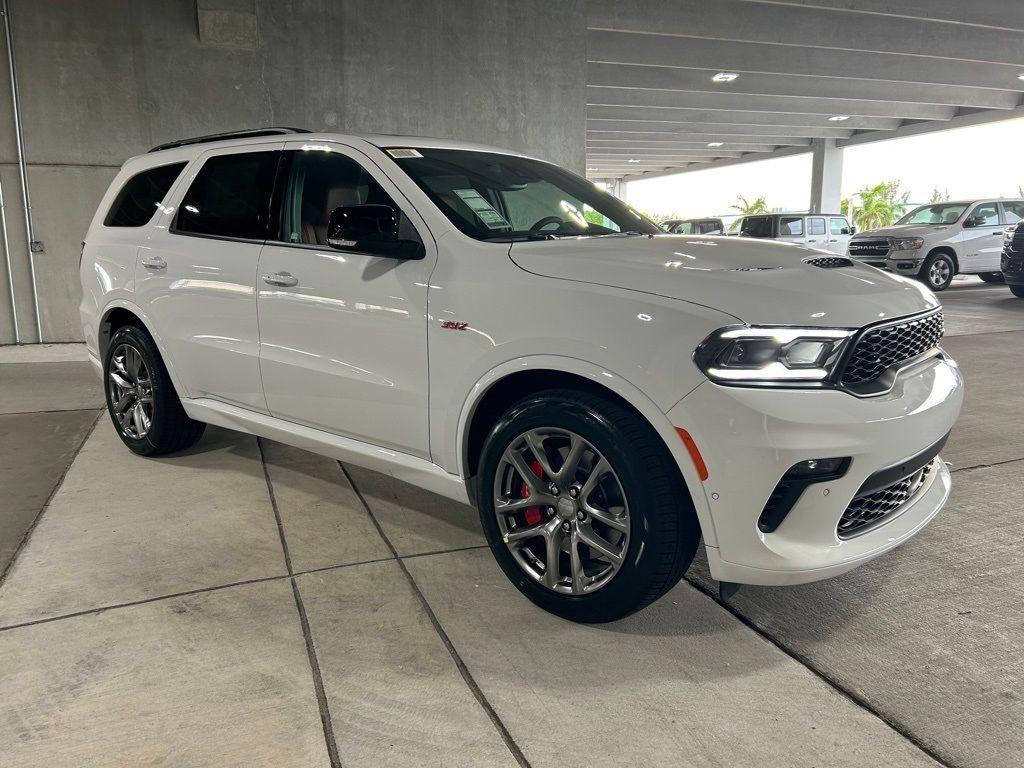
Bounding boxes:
919 253 954 291
477 389 700 623
104 324 205 456
979 272 1005 283
1010 285 1024 298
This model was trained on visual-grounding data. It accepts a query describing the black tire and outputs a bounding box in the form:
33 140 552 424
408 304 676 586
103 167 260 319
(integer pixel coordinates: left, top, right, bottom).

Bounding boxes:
103 324 205 456
979 272 1005 283
1010 284 1024 298
476 389 700 623
919 252 955 292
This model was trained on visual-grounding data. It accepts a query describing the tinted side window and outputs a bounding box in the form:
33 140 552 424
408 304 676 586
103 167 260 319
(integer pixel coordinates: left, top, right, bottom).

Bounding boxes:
740 216 773 238
104 162 186 227
780 217 804 236
971 203 999 226
175 152 279 239
1002 202 1024 224
807 217 825 236
275 150 418 246
830 217 849 235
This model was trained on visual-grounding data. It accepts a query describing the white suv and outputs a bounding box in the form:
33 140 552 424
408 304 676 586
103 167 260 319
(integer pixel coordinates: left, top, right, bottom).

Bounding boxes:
848 199 1024 291
80 129 963 622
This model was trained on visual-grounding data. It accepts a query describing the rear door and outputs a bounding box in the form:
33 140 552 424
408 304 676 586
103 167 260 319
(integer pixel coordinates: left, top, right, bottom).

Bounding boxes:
805 216 827 249
777 216 805 245
138 143 281 412
960 201 1002 272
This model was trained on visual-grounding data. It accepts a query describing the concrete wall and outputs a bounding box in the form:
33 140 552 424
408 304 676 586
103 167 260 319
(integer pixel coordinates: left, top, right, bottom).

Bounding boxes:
0 0 586 343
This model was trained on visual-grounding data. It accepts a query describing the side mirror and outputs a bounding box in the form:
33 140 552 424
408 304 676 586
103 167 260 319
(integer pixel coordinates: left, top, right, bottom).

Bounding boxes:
327 204 422 258
963 216 979 228
840 227 851 235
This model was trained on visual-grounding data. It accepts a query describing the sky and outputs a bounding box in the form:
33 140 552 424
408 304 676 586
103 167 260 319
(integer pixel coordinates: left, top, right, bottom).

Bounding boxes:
623 115 1024 222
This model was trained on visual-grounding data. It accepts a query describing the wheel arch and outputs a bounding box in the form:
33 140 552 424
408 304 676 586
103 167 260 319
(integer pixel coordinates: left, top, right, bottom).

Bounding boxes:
457 358 717 547
98 299 190 400
926 245 959 274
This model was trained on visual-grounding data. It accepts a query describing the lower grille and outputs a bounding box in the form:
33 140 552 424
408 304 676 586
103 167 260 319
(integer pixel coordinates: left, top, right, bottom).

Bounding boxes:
848 238 891 258
838 461 933 538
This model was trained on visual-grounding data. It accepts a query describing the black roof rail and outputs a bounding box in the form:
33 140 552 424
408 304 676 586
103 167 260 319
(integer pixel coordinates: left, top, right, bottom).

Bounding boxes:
148 127 311 153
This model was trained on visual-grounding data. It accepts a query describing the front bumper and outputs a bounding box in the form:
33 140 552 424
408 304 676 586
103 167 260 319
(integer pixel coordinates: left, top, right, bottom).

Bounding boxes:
849 254 924 275
668 351 963 585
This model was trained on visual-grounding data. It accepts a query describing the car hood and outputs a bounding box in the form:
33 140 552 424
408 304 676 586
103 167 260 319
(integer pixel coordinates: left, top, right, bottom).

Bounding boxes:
509 235 938 327
854 224 951 238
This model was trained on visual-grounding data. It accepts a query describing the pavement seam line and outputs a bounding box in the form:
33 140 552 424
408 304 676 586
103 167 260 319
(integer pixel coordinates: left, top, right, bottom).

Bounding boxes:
0 409 103 589
949 455 1024 474
0 406 103 416
683 576 955 768
258 438 344 768
339 462 533 768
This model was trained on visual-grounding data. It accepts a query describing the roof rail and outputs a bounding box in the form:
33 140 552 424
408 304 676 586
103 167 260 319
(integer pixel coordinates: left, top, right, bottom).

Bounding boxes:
148 127 311 153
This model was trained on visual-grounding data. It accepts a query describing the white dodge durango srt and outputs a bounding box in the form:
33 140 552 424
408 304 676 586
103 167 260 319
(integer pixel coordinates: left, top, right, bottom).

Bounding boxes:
80 128 963 622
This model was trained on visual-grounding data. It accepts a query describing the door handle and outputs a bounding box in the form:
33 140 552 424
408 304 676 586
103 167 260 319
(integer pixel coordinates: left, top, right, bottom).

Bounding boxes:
263 271 298 287
141 256 166 270
807 239 817 243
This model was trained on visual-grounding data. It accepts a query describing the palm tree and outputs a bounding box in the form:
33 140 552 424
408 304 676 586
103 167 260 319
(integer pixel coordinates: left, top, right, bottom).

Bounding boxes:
729 194 769 230
852 181 909 231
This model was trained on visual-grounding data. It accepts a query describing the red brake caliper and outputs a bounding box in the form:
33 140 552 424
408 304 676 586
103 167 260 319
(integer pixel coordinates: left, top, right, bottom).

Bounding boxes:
519 460 545 526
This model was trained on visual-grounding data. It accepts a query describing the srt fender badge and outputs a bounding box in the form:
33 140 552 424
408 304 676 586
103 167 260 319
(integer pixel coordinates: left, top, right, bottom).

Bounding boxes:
441 320 469 330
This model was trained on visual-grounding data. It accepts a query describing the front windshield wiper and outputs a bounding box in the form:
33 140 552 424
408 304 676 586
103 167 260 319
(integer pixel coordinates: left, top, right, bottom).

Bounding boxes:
591 230 653 238
481 233 559 242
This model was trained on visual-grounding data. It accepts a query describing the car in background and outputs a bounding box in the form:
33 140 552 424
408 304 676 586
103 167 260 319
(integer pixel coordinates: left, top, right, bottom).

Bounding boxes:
1002 220 1024 298
735 213 853 254
660 217 725 235
847 199 1023 292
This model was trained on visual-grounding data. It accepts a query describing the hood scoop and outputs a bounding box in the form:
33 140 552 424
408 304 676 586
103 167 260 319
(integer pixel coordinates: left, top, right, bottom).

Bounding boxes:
804 256 854 269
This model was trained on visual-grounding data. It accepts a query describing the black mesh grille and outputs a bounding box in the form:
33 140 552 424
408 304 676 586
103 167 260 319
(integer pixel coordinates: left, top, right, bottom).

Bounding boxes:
1005 226 1024 274
839 311 944 388
838 463 932 538
805 256 854 269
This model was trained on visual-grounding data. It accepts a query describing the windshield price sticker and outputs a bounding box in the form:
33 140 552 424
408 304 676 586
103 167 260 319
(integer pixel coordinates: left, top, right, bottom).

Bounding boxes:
453 188 511 230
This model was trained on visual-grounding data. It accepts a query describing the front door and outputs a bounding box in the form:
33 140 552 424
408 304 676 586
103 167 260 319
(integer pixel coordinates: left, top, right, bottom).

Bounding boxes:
827 217 852 254
256 142 434 458
960 201 1002 273
137 144 281 412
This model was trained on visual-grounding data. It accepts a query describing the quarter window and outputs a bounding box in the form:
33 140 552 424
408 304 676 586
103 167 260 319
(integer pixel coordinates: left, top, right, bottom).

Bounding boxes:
175 151 279 240
740 216 774 238
104 162 186 227
780 217 804 236
275 150 418 246
830 217 849 235
807 217 825 236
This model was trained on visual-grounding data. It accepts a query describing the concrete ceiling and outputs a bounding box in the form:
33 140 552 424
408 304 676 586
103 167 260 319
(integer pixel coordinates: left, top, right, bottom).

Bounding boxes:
585 0 1024 181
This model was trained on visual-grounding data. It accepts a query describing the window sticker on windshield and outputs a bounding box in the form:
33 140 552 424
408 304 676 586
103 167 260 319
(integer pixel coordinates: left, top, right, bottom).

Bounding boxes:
453 188 511 230
386 148 423 158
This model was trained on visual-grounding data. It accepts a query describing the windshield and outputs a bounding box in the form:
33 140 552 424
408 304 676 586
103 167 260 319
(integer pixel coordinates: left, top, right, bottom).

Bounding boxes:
386 148 660 241
897 203 969 225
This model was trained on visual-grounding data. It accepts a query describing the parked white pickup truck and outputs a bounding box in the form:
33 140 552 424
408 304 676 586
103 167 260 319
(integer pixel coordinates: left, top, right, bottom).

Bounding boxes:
848 199 1024 291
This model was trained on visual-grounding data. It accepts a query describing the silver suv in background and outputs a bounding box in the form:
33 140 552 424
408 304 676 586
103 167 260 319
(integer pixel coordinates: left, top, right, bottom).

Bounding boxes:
660 217 725 235
736 213 853 254
847 199 1023 291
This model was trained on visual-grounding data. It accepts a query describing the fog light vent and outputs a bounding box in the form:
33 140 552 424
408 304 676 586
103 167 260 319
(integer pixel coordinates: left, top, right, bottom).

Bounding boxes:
757 457 850 533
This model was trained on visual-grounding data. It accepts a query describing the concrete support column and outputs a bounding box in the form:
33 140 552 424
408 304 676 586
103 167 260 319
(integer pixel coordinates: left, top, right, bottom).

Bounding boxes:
809 138 843 214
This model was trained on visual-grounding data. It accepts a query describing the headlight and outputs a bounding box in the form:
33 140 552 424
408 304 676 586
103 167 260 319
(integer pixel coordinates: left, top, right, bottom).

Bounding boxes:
694 326 855 386
892 237 924 251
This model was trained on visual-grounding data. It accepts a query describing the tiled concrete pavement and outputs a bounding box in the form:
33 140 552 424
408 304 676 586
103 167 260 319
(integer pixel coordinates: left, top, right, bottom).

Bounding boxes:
0 282 1020 767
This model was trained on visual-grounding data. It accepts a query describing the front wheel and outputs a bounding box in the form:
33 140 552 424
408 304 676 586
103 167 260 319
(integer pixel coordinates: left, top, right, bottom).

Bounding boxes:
104 324 205 456
979 272 1005 283
477 389 700 623
919 253 954 291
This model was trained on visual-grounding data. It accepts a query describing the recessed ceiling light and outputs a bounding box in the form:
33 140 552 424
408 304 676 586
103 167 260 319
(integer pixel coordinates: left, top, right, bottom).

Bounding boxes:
829 115 850 121
587 167 598 171
627 158 641 164
712 72 739 83
707 142 724 148
1018 73 1024 81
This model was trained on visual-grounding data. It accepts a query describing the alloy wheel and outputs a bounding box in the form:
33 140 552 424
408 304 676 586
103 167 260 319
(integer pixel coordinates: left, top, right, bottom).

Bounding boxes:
929 259 951 288
493 428 630 595
108 343 154 439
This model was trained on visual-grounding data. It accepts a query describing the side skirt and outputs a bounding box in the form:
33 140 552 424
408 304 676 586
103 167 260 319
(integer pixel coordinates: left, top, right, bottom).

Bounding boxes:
182 397 470 505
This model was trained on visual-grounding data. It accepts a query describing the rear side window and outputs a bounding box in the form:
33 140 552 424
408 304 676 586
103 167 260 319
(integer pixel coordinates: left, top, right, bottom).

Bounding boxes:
780 217 804 236
104 162 186 227
1002 202 1024 224
175 151 279 240
807 217 825 236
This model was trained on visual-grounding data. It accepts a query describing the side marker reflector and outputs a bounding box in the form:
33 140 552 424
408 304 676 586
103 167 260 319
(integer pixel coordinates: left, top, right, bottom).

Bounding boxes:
675 427 709 481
